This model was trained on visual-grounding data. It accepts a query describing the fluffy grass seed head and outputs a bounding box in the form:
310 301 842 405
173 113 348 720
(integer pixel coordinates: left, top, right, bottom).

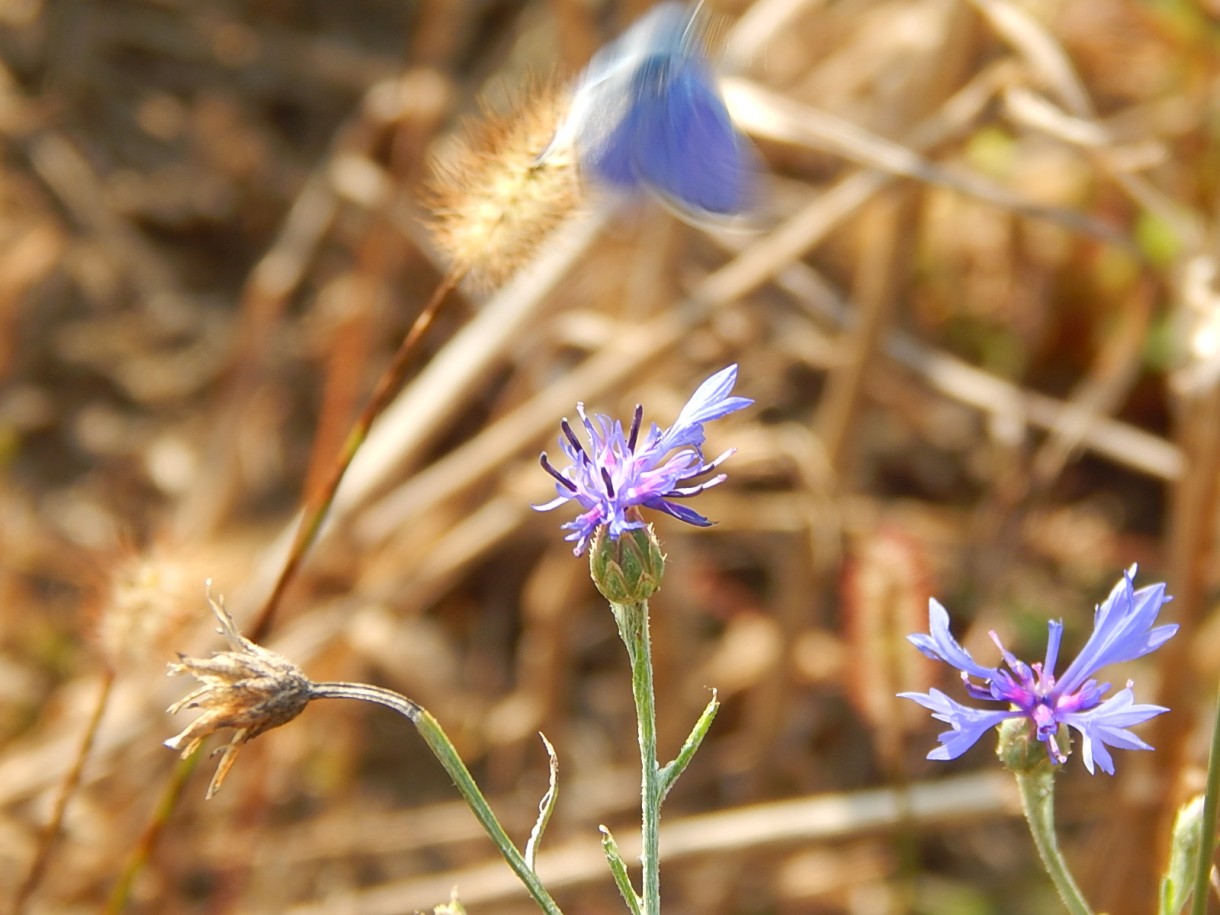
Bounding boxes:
90 543 211 672
164 582 313 798
428 81 581 290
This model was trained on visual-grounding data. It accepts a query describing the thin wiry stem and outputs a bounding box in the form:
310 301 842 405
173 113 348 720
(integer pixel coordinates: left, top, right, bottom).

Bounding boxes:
106 747 203 914
1191 679 1220 915
13 671 114 914
310 681 563 914
250 270 460 642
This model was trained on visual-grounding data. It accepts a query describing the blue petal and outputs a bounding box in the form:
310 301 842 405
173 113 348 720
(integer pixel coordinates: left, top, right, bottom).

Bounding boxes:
553 2 758 224
1057 569 1177 695
1061 686 1169 775
646 498 713 527
907 598 997 681
898 688 1015 760
657 365 752 454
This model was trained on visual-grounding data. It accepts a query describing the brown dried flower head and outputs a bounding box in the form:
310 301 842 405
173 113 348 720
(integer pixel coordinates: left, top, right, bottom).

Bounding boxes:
428 80 581 290
164 582 314 798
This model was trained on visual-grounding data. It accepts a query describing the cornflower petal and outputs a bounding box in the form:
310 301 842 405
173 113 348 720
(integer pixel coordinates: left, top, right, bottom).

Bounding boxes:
907 598 997 682
1057 566 1177 695
898 688 1017 760
546 2 759 223
1062 685 1168 775
646 498 713 527
657 365 754 453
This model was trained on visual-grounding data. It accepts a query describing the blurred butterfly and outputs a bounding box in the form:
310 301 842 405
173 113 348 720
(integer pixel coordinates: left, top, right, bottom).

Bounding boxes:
544 1 758 225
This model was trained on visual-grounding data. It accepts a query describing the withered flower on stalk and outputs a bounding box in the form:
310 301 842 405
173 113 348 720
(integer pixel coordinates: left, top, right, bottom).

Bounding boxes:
164 583 314 798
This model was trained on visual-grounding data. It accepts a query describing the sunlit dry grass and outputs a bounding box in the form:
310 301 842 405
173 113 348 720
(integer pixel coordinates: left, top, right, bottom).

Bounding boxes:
1 1 1217 913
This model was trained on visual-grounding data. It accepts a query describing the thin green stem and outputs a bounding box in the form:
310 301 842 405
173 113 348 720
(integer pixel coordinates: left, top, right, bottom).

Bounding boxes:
311 681 562 915
1014 769 1094 915
1191 680 1220 915
612 600 660 915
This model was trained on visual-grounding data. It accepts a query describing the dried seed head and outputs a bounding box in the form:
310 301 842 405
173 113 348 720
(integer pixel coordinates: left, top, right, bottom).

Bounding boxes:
427 81 581 290
164 583 314 798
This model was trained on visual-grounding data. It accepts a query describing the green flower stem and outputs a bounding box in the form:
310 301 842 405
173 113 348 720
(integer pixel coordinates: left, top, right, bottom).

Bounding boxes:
312 681 562 915
1191 679 1220 915
611 599 661 915
1014 768 1094 915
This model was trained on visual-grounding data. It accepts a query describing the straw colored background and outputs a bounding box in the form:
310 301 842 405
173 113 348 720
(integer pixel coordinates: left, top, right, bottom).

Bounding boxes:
1 0 1216 912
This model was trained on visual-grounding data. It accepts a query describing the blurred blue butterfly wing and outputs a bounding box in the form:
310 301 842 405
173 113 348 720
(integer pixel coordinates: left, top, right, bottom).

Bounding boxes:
578 94 645 189
557 2 756 222
628 56 752 219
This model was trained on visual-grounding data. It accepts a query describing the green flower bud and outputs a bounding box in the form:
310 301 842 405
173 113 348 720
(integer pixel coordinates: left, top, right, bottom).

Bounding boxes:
589 525 666 604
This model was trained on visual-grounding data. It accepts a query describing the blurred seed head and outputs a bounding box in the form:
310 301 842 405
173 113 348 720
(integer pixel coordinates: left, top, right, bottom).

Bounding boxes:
427 81 581 290
89 543 211 673
164 583 314 798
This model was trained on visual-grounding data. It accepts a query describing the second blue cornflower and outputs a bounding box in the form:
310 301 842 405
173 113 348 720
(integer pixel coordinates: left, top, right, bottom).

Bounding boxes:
900 568 1176 775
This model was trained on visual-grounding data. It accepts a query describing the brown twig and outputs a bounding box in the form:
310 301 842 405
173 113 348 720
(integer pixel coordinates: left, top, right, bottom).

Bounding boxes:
249 270 459 643
12 670 115 915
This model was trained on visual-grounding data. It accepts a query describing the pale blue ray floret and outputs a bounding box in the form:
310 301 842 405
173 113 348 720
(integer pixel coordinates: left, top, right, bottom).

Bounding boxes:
536 365 752 556
899 568 1176 774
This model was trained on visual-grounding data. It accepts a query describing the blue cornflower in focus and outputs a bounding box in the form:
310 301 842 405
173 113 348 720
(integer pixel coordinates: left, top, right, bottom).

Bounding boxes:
899 568 1176 775
544 1 758 222
536 365 752 556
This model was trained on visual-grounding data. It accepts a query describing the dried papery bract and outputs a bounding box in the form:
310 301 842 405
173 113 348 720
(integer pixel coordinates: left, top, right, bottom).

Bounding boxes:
427 81 581 290
164 583 314 798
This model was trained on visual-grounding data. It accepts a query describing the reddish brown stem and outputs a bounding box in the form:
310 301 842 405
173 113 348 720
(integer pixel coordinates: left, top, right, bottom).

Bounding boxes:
250 271 460 642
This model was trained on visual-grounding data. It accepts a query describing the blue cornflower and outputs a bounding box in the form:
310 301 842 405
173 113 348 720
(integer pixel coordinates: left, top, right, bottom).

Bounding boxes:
899 568 1176 775
536 365 752 556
